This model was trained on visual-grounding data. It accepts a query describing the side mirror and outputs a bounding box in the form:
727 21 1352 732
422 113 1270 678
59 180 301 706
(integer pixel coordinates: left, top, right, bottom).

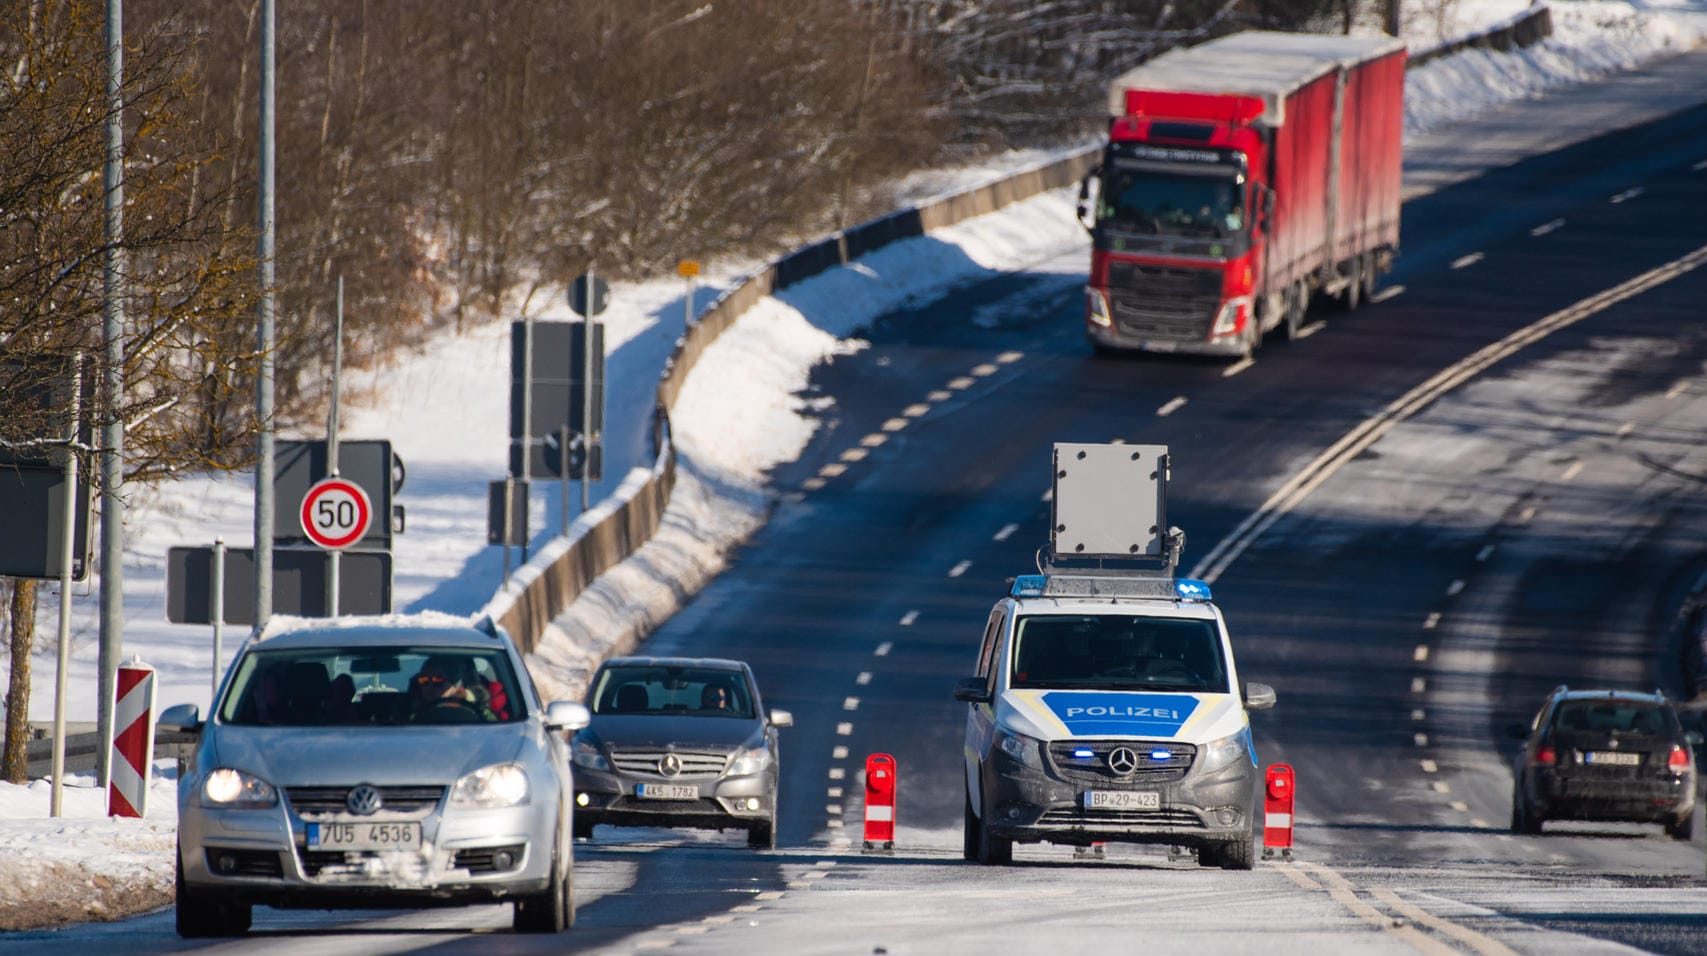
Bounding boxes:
158 703 202 732
954 677 993 704
1243 682 1276 711
544 701 591 732
1259 185 1275 232
1504 722 1532 741
769 708 794 728
1076 168 1100 234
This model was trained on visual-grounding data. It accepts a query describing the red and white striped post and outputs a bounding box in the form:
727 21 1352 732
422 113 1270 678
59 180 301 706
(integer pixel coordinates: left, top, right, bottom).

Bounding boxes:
862 753 896 852
1262 763 1295 860
108 659 157 818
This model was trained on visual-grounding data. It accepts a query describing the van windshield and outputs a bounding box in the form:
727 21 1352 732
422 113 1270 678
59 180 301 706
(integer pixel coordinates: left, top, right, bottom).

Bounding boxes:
1009 614 1227 693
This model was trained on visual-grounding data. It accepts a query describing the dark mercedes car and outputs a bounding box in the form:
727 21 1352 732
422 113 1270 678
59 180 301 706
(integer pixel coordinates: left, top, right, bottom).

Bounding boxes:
1510 687 1700 839
570 657 791 848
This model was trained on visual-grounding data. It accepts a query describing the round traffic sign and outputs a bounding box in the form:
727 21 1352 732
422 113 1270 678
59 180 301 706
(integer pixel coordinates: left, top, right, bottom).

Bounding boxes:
300 478 372 550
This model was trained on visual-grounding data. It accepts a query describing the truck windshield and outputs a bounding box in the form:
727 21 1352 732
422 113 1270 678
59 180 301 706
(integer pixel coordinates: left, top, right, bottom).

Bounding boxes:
1009 614 1228 693
1100 167 1245 239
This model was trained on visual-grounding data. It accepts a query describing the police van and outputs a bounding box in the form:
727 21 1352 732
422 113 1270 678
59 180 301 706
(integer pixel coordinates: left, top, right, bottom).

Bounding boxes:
955 443 1275 867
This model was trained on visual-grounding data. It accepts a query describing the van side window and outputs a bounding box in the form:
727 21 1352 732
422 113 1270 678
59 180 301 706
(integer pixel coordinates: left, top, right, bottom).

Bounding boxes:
976 611 1006 692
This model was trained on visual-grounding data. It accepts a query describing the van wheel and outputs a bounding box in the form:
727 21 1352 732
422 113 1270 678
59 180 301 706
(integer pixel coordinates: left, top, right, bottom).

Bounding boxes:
973 785 1013 865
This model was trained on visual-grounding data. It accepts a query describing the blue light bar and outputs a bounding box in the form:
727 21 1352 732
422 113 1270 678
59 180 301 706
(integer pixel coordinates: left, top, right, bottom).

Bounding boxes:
1072 748 1095 759
1149 749 1172 761
1011 574 1048 597
1175 578 1212 602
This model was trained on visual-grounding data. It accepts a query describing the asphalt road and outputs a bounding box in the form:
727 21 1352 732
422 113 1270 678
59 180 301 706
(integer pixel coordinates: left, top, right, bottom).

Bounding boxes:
13 51 1707 956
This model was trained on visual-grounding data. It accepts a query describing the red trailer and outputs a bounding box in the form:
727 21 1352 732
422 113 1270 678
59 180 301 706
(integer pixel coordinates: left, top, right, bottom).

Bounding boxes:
1080 32 1406 357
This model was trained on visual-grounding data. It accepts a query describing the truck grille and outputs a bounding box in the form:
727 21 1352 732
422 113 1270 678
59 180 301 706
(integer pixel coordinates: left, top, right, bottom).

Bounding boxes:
286 785 444 815
608 749 730 778
1038 807 1204 829
1106 260 1221 340
1047 740 1196 784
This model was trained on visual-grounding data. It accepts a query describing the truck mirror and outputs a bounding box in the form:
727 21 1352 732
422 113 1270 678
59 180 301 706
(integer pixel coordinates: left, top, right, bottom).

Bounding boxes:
1076 169 1099 234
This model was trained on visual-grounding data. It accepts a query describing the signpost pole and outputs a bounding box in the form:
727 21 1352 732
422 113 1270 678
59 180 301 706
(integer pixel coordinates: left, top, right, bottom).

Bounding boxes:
50 353 83 818
211 538 225 698
502 475 514 579
558 424 571 534
327 277 343 616
581 265 595 515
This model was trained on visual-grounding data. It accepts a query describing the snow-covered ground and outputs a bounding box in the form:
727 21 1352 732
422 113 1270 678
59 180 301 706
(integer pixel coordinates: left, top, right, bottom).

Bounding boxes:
2 0 1705 928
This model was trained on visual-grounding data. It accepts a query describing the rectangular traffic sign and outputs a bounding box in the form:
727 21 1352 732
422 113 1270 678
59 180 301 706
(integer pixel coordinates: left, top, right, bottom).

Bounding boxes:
0 464 94 580
274 440 397 548
166 546 392 625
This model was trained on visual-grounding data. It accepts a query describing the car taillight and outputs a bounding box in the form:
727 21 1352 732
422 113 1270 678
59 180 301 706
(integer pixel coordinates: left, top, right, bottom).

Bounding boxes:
1668 745 1690 773
1534 745 1556 767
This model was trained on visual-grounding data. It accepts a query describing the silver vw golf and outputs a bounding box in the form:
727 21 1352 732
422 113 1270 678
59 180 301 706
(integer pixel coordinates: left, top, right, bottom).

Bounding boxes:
160 615 589 937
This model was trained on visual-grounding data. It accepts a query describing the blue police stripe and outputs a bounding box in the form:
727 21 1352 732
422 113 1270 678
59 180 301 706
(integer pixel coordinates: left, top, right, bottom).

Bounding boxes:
1041 691 1200 736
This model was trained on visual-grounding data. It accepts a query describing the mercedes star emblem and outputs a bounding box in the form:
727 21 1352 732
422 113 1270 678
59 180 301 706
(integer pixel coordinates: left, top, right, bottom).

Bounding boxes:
659 753 682 777
1107 747 1139 776
346 784 383 816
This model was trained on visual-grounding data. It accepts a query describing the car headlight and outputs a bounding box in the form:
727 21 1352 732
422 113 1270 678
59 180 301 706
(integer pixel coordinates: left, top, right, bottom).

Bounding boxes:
996 728 1045 770
201 768 277 809
451 763 530 808
1198 729 1253 774
729 746 773 776
572 737 609 771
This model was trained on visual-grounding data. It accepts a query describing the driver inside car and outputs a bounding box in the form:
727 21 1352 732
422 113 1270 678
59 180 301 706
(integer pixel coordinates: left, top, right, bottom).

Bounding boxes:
411 656 495 723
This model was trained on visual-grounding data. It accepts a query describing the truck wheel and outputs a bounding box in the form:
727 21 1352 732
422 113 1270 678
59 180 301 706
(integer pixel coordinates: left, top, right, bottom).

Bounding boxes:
1342 258 1363 312
1279 280 1307 341
1360 252 1379 303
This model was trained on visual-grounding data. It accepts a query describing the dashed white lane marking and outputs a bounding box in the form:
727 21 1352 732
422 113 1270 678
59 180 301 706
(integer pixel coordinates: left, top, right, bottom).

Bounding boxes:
948 560 972 577
755 891 785 901
1414 645 1430 662
1221 357 1255 378
827 786 843 799
1517 505 1536 523
1423 611 1441 629
802 477 826 491
1414 733 1430 747
971 363 999 376
832 745 848 759
1610 187 1645 203
860 433 887 448
828 768 846 780
1412 709 1426 721
843 697 860 711
1530 218 1566 237
675 925 709 935
1449 800 1470 812
1560 461 1583 481
927 389 952 402
1694 159 1707 171
1471 818 1492 830
1295 321 1326 339
1432 781 1451 793
826 820 844 829
875 641 893 655
902 403 931 418
732 904 763 913
947 376 976 390
1109 437 1127 445
881 418 909 432
819 463 847 478
1616 420 1637 437
840 448 869 465
703 914 736 925
835 722 853 736
994 523 1019 541
996 351 1025 364
1421 759 1438 773
856 672 872 685
1450 252 1484 270
1041 487 1054 502
1371 285 1405 303
635 939 674 949
1411 677 1427 693
1476 544 1495 562
1446 579 1465 596
1157 396 1188 417
899 608 919 625
826 804 842 815
1667 379 1689 398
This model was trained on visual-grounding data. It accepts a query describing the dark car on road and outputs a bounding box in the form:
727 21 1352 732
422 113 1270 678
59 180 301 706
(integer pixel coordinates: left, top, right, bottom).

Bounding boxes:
1510 687 1700 839
570 657 791 848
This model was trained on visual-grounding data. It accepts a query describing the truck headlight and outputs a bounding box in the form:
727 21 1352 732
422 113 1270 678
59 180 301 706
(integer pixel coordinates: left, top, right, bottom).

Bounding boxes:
996 728 1045 770
1086 287 1113 327
1197 730 1253 774
451 763 530 808
1212 296 1251 336
729 747 773 776
201 768 277 809
572 737 609 771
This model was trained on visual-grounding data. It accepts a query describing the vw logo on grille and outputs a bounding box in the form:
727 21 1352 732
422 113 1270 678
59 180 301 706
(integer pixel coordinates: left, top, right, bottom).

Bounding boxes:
346 784 383 816
1107 747 1139 776
659 753 682 777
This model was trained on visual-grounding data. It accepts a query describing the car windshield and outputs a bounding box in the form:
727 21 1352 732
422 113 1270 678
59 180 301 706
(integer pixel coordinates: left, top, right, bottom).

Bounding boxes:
590 665 755 719
219 645 526 726
1009 614 1228 693
1554 701 1673 736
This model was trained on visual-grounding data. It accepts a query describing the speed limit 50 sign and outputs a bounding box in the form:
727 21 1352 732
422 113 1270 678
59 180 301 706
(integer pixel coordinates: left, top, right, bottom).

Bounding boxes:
300 478 373 550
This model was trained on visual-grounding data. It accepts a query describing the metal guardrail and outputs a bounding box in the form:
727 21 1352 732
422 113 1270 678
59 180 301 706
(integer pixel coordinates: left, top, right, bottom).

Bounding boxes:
24 723 197 780
485 12 1559 655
